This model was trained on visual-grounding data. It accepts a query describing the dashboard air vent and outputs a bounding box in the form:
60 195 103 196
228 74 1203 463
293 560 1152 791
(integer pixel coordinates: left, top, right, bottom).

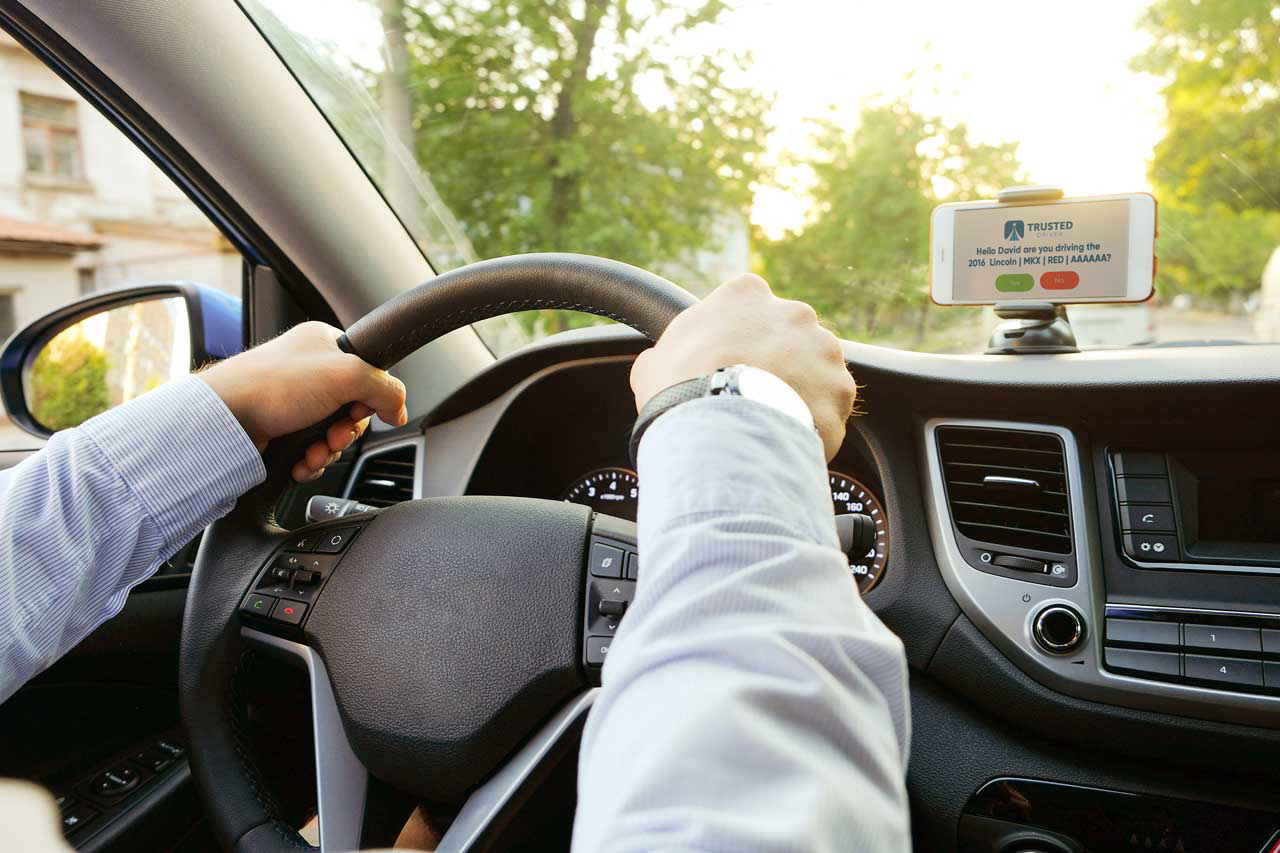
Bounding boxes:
937 426 1071 554
349 444 417 507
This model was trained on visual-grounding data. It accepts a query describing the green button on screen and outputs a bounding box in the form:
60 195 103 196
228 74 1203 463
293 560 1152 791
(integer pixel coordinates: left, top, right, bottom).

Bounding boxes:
995 273 1034 292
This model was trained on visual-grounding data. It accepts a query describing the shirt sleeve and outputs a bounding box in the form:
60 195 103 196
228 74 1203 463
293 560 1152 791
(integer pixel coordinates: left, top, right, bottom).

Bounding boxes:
572 396 911 853
0 375 265 703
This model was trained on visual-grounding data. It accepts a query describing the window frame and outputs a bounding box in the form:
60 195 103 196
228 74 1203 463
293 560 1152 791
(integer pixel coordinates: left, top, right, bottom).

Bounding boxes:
19 90 86 183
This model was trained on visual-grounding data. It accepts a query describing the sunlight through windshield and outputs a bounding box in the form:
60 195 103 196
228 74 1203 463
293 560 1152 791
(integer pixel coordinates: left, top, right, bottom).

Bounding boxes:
242 0 1280 355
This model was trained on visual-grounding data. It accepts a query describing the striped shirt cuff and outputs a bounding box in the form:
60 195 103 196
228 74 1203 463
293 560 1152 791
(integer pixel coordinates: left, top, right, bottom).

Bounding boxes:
79 375 265 550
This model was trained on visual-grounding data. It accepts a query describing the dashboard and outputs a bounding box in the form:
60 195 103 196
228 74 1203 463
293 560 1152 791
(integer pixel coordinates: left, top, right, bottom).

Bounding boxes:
460 357 891 593
378 328 1280 851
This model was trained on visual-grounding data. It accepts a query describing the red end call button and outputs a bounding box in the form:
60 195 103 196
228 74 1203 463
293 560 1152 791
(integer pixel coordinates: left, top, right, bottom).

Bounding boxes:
1040 270 1079 290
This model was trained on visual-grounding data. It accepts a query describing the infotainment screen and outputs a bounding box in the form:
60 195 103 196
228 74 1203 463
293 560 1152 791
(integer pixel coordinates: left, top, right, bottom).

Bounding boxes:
1197 476 1280 545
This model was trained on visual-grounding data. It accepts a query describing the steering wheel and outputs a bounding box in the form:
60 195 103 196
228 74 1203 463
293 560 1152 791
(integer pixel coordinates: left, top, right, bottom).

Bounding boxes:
180 254 696 852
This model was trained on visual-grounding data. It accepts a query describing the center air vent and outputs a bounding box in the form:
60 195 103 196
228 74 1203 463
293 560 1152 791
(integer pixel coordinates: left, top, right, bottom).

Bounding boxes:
348 443 418 507
937 426 1072 555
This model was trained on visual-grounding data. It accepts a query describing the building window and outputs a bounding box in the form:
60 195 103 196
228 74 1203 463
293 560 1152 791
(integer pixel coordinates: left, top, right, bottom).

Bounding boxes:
0 293 15 342
20 93 83 181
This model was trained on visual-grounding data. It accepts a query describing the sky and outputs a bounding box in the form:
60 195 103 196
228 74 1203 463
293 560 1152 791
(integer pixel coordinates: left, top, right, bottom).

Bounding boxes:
713 0 1167 236
251 0 1168 239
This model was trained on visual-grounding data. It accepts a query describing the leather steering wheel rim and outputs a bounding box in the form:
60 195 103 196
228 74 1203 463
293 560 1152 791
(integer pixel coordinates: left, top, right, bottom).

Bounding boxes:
179 253 696 852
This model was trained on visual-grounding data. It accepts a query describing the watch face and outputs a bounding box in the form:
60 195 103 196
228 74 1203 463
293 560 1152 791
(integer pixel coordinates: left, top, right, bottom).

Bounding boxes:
734 366 815 429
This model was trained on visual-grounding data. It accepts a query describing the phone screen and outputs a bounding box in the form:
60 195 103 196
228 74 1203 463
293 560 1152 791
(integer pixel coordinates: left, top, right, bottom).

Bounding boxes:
951 198 1132 301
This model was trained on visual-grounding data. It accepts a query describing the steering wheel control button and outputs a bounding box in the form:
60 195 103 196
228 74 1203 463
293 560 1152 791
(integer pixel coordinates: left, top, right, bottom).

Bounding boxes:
291 568 322 586
1105 618 1179 648
1115 477 1172 504
1185 654 1263 688
1032 605 1085 655
1183 624 1261 654
271 601 308 626
589 542 625 578
240 593 276 618
585 636 612 666
1104 647 1181 679
625 551 639 580
1120 504 1175 532
992 554 1047 573
598 599 628 618
269 565 293 582
1124 533 1180 561
288 532 320 552
1113 451 1168 476
315 526 359 553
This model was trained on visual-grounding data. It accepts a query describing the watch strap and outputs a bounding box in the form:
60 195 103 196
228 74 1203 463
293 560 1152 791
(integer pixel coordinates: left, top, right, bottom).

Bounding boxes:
629 375 712 467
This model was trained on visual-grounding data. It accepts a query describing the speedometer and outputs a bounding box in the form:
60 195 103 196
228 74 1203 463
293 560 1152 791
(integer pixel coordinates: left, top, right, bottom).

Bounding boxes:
563 467 639 521
828 471 889 593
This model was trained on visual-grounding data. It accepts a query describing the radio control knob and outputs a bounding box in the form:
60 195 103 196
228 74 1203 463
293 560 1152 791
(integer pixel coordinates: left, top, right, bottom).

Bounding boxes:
1033 605 1085 655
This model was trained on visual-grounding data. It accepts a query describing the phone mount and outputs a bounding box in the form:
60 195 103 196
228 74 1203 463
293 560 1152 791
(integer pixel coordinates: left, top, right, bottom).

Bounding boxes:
985 185 1080 355
986 301 1078 354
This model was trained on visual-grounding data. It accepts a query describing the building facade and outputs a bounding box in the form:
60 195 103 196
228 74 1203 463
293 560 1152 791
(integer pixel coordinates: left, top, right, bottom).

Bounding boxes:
0 33 240 345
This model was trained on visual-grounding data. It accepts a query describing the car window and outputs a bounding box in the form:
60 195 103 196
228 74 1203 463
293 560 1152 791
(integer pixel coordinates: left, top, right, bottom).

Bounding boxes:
246 1 1278 357
0 34 243 450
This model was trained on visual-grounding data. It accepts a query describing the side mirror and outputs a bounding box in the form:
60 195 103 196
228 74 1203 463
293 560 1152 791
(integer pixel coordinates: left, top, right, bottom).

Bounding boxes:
0 282 243 439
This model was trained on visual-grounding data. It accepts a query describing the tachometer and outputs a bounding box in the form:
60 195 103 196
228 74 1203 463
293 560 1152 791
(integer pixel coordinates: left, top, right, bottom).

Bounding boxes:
829 471 889 593
563 467 639 521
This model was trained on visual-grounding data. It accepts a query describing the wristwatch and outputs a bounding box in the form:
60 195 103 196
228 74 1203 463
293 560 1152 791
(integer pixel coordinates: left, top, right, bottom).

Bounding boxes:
629 365 815 466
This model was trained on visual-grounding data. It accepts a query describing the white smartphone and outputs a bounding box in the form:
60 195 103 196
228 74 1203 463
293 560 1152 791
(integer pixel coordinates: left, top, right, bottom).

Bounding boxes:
930 193 1156 305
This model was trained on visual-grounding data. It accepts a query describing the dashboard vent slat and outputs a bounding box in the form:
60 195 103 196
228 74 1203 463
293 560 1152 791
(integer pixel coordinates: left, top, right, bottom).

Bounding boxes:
937 426 1072 555
349 444 417 507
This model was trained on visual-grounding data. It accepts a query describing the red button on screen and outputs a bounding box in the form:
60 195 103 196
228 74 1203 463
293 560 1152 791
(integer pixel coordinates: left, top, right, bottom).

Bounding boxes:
1040 271 1079 290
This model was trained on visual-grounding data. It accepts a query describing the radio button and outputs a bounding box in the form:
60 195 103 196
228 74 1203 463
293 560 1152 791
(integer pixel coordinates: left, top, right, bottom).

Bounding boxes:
1124 533 1179 561
1184 624 1261 654
1115 477 1172 504
1120 504 1176 532
1104 647 1180 678
1184 654 1263 688
1113 452 1167 476
1265 661 1280 690
1106 618 1179 648
1262 629 1280 655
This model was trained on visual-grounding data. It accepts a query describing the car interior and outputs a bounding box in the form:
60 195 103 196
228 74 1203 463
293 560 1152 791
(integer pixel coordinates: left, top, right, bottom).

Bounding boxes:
0 2 1278 853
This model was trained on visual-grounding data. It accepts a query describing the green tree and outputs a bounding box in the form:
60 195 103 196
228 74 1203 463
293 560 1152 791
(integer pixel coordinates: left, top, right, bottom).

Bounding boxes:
758 102 1021 346
399 0 770 331
29 335 110 432
1136 0 1280 304
1136 0 1279 211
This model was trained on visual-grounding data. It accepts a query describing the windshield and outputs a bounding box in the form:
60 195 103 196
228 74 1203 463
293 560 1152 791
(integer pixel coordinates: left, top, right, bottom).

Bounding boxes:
243 0 1280 356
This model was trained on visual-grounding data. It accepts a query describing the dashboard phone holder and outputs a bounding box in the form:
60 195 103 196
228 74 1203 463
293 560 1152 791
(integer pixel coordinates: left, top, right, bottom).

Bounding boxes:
985 185 1080 355
986 301 1079 355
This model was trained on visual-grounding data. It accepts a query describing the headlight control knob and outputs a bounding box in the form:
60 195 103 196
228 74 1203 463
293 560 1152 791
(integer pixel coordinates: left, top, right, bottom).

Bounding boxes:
1033 605 1085 655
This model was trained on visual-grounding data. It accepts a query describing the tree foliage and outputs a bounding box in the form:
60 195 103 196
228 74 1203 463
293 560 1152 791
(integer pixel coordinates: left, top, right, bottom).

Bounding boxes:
1137 0 1280 304
400 0 769 330
759 102 1021 344
1136 0 1280 212
30 335 110 432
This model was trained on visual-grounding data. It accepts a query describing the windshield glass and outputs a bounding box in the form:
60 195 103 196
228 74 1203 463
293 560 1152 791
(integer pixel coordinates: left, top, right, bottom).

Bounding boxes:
243 0 1280 356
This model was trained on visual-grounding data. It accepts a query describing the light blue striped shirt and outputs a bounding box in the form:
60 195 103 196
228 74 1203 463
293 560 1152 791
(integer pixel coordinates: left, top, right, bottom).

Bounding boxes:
0 376 264 703
574 397 912 852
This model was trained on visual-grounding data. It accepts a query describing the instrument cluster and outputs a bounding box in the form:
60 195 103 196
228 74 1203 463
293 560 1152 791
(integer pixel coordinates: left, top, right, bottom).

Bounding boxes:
562 465 890 593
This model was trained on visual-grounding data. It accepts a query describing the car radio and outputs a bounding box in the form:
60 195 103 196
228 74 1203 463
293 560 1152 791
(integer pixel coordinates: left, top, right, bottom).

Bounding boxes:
1108 449 1280 573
